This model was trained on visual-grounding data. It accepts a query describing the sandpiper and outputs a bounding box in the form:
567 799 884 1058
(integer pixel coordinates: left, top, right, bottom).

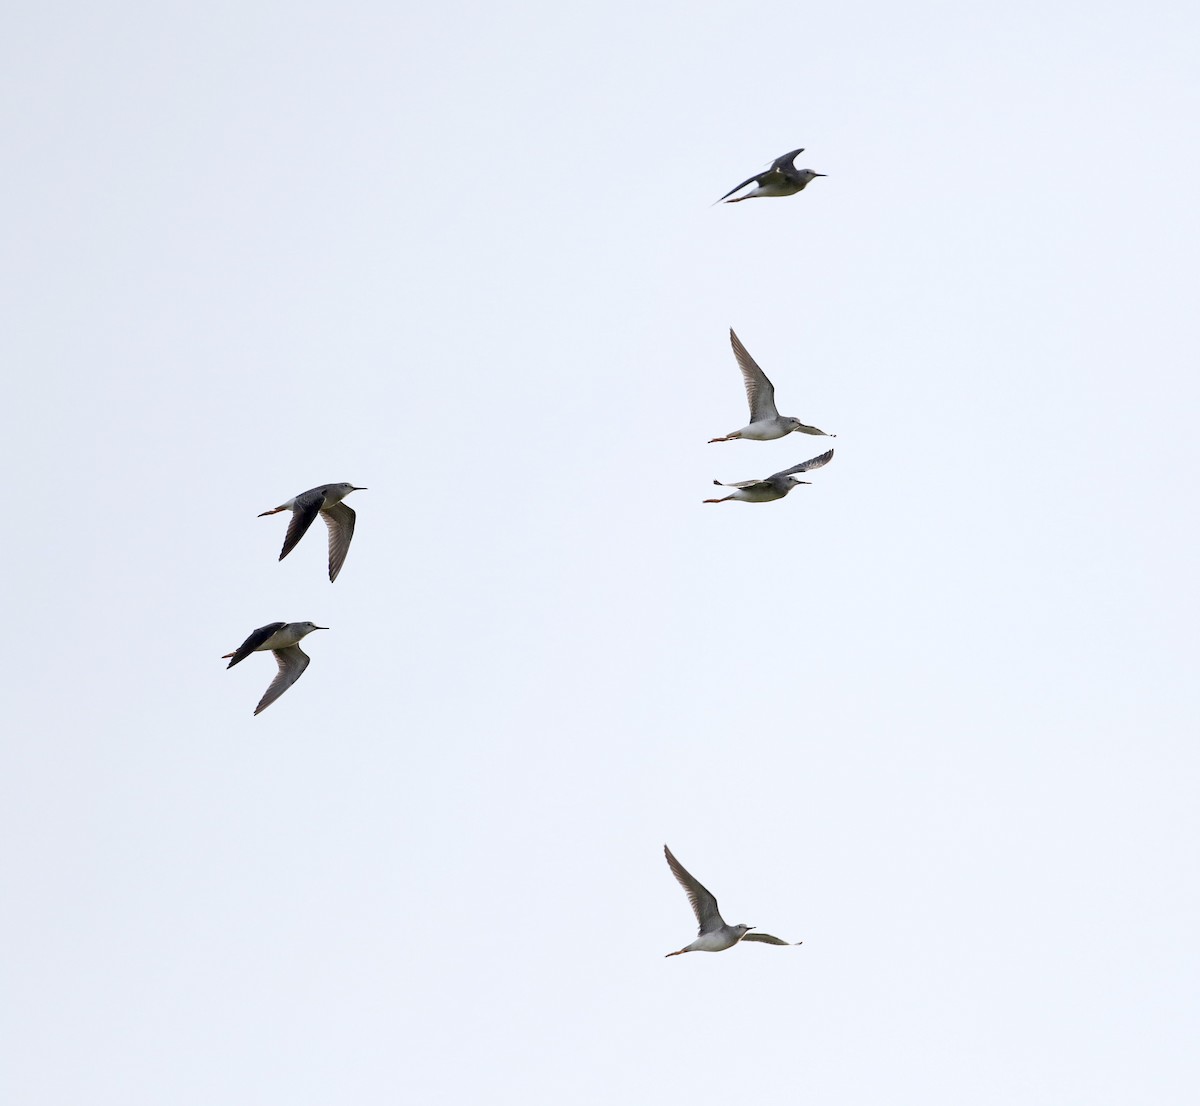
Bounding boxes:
223 621 327 715
704 448 834 503
716 148 826 204
663 845 798 957
709 329 834 443
259 483 366 582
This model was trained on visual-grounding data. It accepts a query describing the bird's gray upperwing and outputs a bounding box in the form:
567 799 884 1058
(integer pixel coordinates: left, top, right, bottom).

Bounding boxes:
321 502 356 583
770 448 834 481
254 645 311 715
278 491 324 561
226 621 288 668
771 148 805 172
715 478 771 491
664 845 723 934
729 329 778 422
741 932 793 946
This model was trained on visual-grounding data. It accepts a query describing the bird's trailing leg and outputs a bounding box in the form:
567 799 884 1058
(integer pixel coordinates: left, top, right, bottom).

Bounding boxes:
707 434 739 443
703 497 733 504
257 506 287 517
665 948 689 957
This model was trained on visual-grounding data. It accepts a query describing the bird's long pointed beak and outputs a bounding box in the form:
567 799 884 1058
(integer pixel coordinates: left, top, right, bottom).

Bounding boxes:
313 626 329 630
351 486 368 491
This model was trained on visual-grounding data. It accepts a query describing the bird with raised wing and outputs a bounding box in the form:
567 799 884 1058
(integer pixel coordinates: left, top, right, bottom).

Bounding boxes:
663 844 798 957
709 329 833 443
222 621 327 716
716 148 826 204
259 483 366 582
704 448 834 504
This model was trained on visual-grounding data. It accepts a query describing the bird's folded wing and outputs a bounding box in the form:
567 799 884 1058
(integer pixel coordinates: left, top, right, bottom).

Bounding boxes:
321 502 356 583
279 494 323 561
664 845 722 933
226 622 288 667
254 646 310 715
770 449 834 480
718 479 771 491
741 932 791 945
729 329 778 423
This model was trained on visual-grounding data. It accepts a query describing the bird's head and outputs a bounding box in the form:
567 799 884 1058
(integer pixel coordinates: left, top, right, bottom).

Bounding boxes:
788 478 813 487
734 924 756 937
298 622 328 635
333 483 367 497
798 170 827 186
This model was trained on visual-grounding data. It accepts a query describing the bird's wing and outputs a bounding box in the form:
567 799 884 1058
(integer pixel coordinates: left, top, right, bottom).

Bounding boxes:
716 169 767 204
225 622 287 668
771 147 806 172
278 491 323 562
664 845 723 934
770 448 834 481
741 932 792 946
729 329 778 422
254 646 311 715
321 502 356 583
716 479 771 491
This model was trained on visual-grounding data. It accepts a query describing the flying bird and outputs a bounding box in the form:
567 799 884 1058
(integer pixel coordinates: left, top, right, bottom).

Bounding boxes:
259 483 366 582
704 448 834 504
663 844 798 957
716 148 826 204
710 329 834 443
222 621 327 716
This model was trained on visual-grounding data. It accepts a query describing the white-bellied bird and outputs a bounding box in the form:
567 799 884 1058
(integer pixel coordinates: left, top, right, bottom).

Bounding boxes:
716 148 826 203
709 330 834 443
663 845 799 957
705 448 834 503
223 621 327 715
258 483 366 582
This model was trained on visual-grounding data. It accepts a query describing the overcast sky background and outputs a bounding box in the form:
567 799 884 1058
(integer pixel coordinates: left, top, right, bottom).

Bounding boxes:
3 1 1199 1102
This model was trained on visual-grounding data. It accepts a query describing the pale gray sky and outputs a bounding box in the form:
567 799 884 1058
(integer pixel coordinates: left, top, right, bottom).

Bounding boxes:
3 1 1199 1103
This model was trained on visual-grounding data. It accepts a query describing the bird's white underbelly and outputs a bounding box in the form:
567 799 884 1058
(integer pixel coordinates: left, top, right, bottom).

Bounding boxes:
693 931 741 952
753 182 800 198
738 421 788 441
257 629 296 651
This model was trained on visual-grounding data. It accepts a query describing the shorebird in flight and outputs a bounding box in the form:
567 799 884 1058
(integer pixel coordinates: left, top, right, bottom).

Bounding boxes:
663 845 799 957
716 148 826 204
709 330 834 443
259 483 366 582
223 621 327 716
704 448 834 503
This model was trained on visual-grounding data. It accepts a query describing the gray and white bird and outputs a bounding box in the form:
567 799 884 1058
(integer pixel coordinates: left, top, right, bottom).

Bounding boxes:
704 448 834 504
222 621 327 716
709 329 834 443
663 845 798 957
716 148 826 204
259 483 366 582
